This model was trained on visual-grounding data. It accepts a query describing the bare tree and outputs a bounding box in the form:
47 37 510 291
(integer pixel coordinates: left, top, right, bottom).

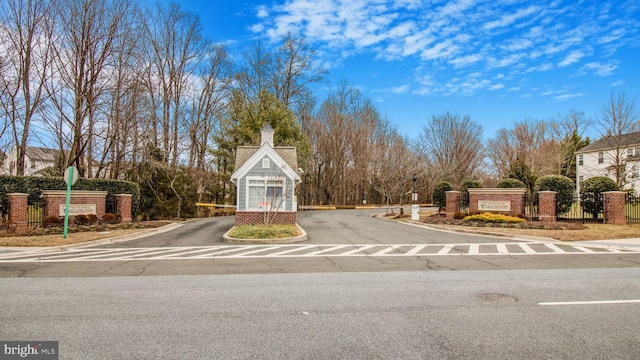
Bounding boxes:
596 91 639 187
371 128 419 211
143 3 205 167
416 112 484 188
487 119 559 179
0 0 56 175
46 0 132 177
549 109 591 180
186 44 232 201
236 35 326 120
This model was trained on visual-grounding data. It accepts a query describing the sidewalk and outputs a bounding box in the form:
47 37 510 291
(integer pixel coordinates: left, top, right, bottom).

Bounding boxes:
569 238 640 251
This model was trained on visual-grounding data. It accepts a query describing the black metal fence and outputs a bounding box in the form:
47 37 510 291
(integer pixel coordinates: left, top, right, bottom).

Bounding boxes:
106 196 118 215
456 192 606 223
556 193 605 223
523 193 538 221
27 199 45 229
627 194 640 224
0 198 8 230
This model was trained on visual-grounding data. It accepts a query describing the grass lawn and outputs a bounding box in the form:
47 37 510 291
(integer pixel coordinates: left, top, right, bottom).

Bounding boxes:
227 224 301 239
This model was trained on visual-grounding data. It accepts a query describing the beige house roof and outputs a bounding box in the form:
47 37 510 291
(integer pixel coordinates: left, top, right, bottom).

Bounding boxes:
235 146 298 171
25 146 61 162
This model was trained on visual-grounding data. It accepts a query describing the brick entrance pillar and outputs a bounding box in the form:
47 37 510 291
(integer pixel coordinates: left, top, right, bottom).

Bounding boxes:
115 194 133 223
445 191 461 219
603 191 627 225
7 193 28 231
537 191 557 222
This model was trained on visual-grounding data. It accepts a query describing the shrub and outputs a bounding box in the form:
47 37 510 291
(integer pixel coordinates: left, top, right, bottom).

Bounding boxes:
535 175 575 215
432 181 454 213
461 180 483 192
453 211 466 219
87 214 98 225
496 178 526 188
74 214 90 226
102 213 117 224
115 214 122 224
463 212 525 223
43 215 63 228
580 176 618 218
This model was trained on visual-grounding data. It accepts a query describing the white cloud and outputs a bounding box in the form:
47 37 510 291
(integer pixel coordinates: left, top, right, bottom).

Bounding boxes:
420 40 458 60
526 63 553 72
558 50 587 67
251 24 265 33
450 54 482 68
578 62 618 76
554 93 585 101
391 84 410 94
482 5 541 31
256 6 269 18
254 0 638 97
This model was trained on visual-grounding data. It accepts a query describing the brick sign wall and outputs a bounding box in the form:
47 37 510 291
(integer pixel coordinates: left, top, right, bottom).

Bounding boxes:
468 188 526 216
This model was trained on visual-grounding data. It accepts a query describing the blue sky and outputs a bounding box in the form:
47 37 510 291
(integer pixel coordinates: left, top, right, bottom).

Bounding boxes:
164 0 640 140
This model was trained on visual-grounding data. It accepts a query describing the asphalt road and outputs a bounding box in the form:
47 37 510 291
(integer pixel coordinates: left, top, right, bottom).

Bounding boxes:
2 210 640 359
1 269 640 359
1 209 640 277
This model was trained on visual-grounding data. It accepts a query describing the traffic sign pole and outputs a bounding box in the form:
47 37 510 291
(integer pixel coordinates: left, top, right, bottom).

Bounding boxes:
63 166 74 239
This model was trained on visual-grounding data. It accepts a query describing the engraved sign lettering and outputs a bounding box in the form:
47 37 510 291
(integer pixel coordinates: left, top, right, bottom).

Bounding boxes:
477 200 511 212
59 204 97 216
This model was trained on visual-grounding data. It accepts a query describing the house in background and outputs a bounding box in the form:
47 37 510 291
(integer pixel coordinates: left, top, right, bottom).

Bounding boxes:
0 146 61 176
231 124 301 225
575 131 640 194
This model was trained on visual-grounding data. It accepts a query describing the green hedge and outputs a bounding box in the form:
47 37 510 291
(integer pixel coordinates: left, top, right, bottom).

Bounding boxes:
496 178 526 188
0 175 140 217
535 175 575 215
580 176 618 218
432 181 453 212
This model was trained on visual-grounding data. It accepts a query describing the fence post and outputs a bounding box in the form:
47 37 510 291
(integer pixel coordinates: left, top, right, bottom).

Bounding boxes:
538 191 556 222
445 191 462 219
603 191 627 225
7 193 28 231
115 194 133 223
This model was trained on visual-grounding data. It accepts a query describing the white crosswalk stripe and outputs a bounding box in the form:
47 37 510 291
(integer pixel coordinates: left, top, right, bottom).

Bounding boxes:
0 242 636 262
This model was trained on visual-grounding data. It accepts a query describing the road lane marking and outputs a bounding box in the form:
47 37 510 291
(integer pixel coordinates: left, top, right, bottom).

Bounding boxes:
267 244 317 256
406 244 427 255
305 245 350 256
371 245 401 256
539 300 640 306
518 244 536 254
339 245 377 256
0 243 639 262
496 243 509 254
544 243 566 253
468 244 479 255
437 244 454 255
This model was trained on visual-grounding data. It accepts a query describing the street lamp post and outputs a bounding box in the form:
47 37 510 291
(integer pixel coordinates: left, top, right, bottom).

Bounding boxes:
412 174 417 203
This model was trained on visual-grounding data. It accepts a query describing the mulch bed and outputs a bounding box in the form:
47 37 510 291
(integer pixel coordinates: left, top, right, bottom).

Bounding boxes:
421 214 587 230
0 220 172 238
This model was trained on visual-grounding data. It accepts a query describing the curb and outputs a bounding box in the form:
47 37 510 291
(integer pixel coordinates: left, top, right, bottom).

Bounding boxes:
59 222 185 249
3 223 185 255
223 223 308 244
390 217 560 243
